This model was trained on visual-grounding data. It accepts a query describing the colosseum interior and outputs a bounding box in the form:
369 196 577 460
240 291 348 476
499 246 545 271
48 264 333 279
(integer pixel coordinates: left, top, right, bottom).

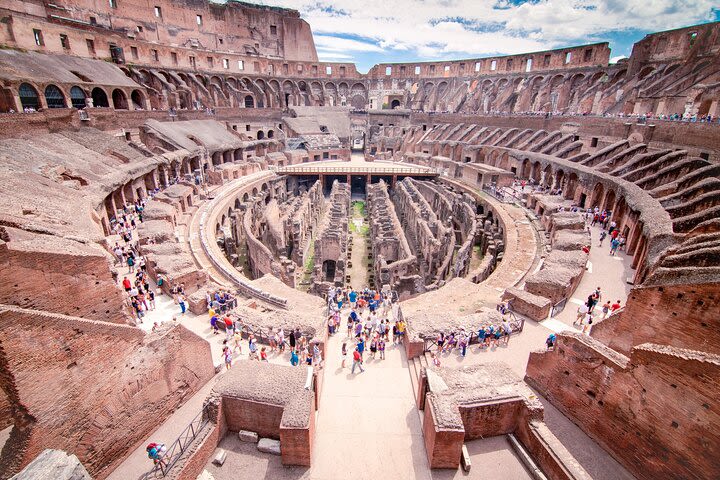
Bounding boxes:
0 1 718 479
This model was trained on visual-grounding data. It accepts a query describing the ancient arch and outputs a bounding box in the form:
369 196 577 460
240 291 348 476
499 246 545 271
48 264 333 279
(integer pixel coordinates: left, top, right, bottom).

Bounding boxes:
69 86 87 109
44 84 66 108
130 89 145 109
112 89 128 110
590 183 605 209
18 83 40 110
244 95 255 108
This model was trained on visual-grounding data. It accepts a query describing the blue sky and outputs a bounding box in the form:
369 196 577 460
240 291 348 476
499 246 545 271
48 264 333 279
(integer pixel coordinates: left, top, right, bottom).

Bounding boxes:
242 1 720 72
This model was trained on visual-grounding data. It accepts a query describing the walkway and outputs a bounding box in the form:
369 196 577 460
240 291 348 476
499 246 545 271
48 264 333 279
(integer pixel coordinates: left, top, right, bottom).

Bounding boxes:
310 330 430 480
347 200 370 290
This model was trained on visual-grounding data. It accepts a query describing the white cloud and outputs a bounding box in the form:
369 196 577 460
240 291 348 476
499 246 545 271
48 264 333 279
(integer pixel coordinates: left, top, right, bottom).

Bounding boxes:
250 0 717 60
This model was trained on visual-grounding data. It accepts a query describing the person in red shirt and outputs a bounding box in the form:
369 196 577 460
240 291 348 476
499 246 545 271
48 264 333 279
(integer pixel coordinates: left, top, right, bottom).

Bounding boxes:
351 347 364 374
611 300 622 312
122 277 132 291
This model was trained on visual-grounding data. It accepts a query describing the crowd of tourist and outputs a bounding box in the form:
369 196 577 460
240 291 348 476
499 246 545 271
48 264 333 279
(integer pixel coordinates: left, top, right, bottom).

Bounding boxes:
325 286 401 374
453 109 719 124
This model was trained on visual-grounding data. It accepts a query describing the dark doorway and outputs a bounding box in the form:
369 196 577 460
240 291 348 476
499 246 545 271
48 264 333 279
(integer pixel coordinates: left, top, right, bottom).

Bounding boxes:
351 175 367 195
322 260 336 282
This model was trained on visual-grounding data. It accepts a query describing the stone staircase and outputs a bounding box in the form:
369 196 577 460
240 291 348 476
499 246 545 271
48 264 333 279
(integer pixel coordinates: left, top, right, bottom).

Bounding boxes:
408 352 429 412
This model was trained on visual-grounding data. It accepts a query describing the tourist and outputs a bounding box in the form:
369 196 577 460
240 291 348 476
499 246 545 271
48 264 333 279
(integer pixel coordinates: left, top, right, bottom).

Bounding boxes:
233 330 243 354
290 349 299 366
611 300 622 313
341 341 348 368
148 289 156 310
268 327 277 351
357 337 365 359
502 319 512 345
575 302 589 325
122 276 132 292
277 328 285 352
601 301 611 318
598 230 607 246
431 352 440 367
369 335 377 359
178 293 186 315
546 333 557 350
436 331 445 352
223 316 233 338
378 337 386 360
305 348 313 366
347 314 354 338
583 317 593 335
223 346 233 370
289 329 296 351
477 326 486 348
146 442 167 469
609 237 620 255
248 335 258 360
127 254 135 273
351 347 364 374
260 347 268 362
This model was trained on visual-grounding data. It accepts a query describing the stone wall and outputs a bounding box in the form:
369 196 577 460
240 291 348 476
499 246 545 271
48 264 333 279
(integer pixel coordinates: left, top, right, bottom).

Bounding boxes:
0 228 128 324
312 180 349 294
0 306 215 479
591 283 720 356
526 332 720 480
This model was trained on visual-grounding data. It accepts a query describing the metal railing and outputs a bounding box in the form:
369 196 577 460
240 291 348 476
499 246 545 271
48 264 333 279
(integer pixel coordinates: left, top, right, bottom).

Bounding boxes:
277 165 439 175
482 185 515 203
420 309 525 352
550 298 568 318
141 404 211 479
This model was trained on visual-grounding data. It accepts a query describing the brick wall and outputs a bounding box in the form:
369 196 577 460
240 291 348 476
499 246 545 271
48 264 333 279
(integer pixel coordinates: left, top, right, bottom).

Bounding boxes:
221 398 284 440
0 306 215 479
422 398 465 469
591 283 720 356
459 399 524 440
0 242 128 323
525 332 720 480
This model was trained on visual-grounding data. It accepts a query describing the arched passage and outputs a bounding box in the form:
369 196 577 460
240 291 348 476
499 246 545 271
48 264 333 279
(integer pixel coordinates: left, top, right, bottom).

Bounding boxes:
18 83 40 110
112 89 128 109
131 90 144 109
70 86 86 109
44 85 66 108
244 95 255 108
92 87 109 108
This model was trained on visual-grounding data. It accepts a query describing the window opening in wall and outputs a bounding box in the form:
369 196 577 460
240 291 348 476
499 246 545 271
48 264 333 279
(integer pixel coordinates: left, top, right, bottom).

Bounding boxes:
154 6 161 18
171 52 178 65
238 60 244 70
109 0 117 8
130 46 138 59
385 66 392 75
312 65 318 75
219 38 223 45
422 124 427 131
326 66 332 75
544 54 551 66
525 58 532 72
415 65 421 75
475 62 481 72
136 25 143 33
444 65 450 72
429 65 435 74
60 34 70 50
196 15 203 26
86 39 95 54
689 32 698 46
19 83 39 110
565 52 572 64
490 60 497 71
70 86 86 109
506 59 513 70
591 137 598 147
254 43 259 50
400 65 406 74
189 55 195 67
44 85 65 108
246 124 251 131
283 63 289 74
33 29 44 46
89 16 97 25
270 25 277 35
323 152 329 159
297 64 303 72
207 57 213 68
459 63 465 71
340 66 346 76
151 49 159 61
223 58 229 69
584 49 592 61
700 152 709 160
253 61 260 71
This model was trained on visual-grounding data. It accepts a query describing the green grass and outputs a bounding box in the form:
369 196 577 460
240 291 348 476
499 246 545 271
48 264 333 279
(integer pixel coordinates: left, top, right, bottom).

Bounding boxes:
304 239 315 272
350 221 369 236
352 201 366 217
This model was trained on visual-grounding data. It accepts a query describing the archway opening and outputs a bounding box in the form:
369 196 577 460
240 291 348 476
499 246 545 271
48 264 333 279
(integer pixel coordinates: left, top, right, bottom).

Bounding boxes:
70 86 86 109
112 89 128 109
19 83 40 110
92 87 109 108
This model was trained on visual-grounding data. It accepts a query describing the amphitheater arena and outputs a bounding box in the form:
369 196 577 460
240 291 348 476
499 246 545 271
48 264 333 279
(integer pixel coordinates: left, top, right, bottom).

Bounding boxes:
0 1 718 479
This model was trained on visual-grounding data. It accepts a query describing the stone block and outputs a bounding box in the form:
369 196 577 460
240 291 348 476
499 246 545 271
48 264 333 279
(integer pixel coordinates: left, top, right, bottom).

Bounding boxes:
196 470 216 480
257 438 281 455
461 444 472 472
238 430 259 443
211 448 227 466
9 449 91 480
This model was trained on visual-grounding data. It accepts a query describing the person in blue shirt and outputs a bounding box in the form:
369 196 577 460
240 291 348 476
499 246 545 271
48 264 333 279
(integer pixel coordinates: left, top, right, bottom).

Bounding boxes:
290 349 299 366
